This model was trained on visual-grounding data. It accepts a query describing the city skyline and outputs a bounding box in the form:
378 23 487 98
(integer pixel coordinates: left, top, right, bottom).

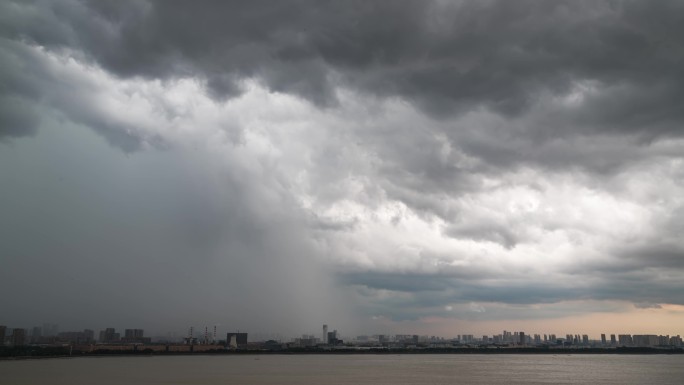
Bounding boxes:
3 322 684 358
2 1 684 337
2 321 683 345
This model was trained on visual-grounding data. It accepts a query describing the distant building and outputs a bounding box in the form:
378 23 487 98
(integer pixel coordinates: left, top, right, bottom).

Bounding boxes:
503 331 512 344
632 335 658 347
31 326 42 344
226 332 248 348
519 332 525 345
0 325 6 346
125 329 144 339
601 334 606 345
533 334 541 345
618 334 633 346
293 335 317 347
122 329 150 344
610 334 616 346
58 330 95 344
327 330 342 345
12 328 26 346
658 335 669 346
99 328 121 343
322 325 328 344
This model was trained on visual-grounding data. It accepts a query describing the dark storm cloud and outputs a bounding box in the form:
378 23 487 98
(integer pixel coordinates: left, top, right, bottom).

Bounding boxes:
0 38 44 138
574 242 684 277
341 270 585 305
0 36 151 150
4 0 684 141
342 267 684 321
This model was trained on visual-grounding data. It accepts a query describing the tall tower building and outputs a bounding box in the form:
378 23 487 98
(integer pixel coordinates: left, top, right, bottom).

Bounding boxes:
327 330 338 345
323 325 328 344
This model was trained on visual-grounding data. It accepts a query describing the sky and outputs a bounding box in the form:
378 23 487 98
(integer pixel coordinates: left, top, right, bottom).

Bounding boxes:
1 0 684 339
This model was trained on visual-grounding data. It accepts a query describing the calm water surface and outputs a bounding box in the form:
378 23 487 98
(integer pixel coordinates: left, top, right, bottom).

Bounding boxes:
2 354 684 384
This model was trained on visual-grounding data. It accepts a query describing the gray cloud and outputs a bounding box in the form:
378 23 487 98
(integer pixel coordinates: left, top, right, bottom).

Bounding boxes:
2 0 684 334
3 0 684 172
4 1 683 131
341 267 684 322
0 38 45 138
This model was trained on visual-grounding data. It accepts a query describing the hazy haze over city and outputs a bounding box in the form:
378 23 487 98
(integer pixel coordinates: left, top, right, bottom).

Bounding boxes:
1 0 684 339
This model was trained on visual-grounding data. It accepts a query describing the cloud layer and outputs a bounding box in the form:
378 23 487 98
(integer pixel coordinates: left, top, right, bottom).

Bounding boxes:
2 0 684 335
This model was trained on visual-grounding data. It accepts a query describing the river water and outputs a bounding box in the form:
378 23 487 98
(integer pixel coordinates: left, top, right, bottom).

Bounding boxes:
2 354 683 384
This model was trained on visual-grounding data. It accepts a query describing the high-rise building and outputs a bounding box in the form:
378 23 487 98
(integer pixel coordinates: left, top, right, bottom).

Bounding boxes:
601 334 606 345
31 326 42 343
58 330 95 344
122 329 149 344
533 334 541 345
658 335 669 346
632 335 658 347
0 325 6 346
618 334 633 346
327 330 341 345
99 328 120 343
519 332 525 345
125 329 144 339
12 328 26 346
610 334 616 346
323 325 328 344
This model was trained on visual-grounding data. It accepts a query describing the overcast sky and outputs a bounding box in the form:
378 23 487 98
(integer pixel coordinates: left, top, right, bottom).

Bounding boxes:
2 0 684 339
